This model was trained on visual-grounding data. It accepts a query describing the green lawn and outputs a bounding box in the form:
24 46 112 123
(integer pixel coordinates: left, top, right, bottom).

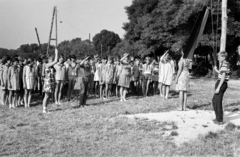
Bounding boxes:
0 79 240 157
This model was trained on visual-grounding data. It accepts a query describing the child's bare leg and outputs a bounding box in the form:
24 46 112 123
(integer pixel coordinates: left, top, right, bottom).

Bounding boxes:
120 87 123 101
108 84 112 99
28 90 32 107
58 81 64 104
102 85 105 99
13 91 18 107
0 90 2 105
146 80 151 96
123 88 127 101
179 91 184 110
55 81 60 104
162 85 166 98
159 83 163 97
183 91 187 111
8 91 12 108
165 85 170 99
24 89 28 108
99 85 103 99
42 92 50 113
105 84 109 99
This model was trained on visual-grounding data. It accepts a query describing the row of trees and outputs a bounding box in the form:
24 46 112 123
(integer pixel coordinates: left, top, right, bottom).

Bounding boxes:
0 30 121 59
2 0 240 69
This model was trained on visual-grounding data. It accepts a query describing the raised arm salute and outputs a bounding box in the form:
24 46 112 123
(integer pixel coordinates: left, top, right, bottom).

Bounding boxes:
42 48 58 113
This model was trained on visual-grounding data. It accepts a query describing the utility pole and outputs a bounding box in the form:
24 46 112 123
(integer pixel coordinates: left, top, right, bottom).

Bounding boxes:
35 27 43 54
89 33 91 54
55 6 58 48
47 6 58 55
101 44 103 58
220 0 227 52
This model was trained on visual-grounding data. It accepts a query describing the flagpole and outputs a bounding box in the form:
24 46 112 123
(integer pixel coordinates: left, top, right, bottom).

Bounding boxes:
220 0 227 52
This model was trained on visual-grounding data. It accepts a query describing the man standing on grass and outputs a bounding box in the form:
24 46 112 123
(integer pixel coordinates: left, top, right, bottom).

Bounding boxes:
212 51 230 125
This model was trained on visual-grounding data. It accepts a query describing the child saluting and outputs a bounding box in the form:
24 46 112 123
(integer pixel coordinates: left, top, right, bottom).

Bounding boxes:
212 51 230 125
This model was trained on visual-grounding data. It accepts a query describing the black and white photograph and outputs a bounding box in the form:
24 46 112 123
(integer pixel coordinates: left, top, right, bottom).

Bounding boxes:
0 0 240 156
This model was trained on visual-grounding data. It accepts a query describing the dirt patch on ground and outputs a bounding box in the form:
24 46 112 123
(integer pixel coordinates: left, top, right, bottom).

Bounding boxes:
124 110 240 146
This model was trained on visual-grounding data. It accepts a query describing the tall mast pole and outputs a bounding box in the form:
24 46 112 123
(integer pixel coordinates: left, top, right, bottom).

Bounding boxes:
101 44 103 58
89 33 91 54
220 0 227 52
55 6 58 48
35 27 43 54
47 6 56 55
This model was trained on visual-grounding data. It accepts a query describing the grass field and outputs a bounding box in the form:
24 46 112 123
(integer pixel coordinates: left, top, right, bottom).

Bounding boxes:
0 79 240 157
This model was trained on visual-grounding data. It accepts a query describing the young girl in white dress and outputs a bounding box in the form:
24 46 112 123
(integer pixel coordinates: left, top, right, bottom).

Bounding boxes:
8 58 20 108
160 52 175 99
23 58 37 108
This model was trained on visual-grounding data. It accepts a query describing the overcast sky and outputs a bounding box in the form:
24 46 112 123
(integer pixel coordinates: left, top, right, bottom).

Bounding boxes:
0 0 132 49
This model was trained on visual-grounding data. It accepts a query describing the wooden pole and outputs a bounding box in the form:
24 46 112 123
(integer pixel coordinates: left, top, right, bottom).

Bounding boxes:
55 6 58 48
35 27 43 54
89 33 91 54
47 6 56 55
101 44 102 58
220 0 227 52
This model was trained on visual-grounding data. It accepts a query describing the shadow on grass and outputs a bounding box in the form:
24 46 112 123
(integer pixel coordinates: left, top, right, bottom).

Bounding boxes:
225 102 240 112
188 102 211 110
84 96 145 107
169 90 192 98
224 112 240 122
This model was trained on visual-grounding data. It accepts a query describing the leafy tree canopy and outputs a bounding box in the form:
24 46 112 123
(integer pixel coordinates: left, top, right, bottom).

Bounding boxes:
92 29 121 57
123 0 240 58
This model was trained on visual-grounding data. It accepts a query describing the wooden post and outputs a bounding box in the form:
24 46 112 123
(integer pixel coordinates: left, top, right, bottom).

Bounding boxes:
101 44 103 58
47 6 56 55
220 0 227 52
35 27 43 54
89 33 91 54
55 6 58 48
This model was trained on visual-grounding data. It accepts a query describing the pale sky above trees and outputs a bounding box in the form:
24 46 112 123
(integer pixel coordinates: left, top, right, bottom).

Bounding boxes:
0 0 132 49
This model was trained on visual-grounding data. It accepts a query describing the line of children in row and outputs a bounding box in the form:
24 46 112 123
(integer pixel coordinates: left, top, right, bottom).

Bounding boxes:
0 49 177 111
91 52 176 101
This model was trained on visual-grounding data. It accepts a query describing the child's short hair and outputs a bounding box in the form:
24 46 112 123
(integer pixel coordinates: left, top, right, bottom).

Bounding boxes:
70 55 76 60
2 56 11 64
108 56 113 61
12 58 19 63
217 51 228 58
59 54 64 59
145 56 151 61
134 56 140 61
114 56 120 61
37 57 42 63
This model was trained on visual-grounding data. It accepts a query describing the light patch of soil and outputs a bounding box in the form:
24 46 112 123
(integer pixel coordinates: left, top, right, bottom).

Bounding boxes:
124 110 240 146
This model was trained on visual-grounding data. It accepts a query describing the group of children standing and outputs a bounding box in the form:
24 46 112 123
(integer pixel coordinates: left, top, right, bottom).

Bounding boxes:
0 49 178 111
91 52 177 101
0 48 230 126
